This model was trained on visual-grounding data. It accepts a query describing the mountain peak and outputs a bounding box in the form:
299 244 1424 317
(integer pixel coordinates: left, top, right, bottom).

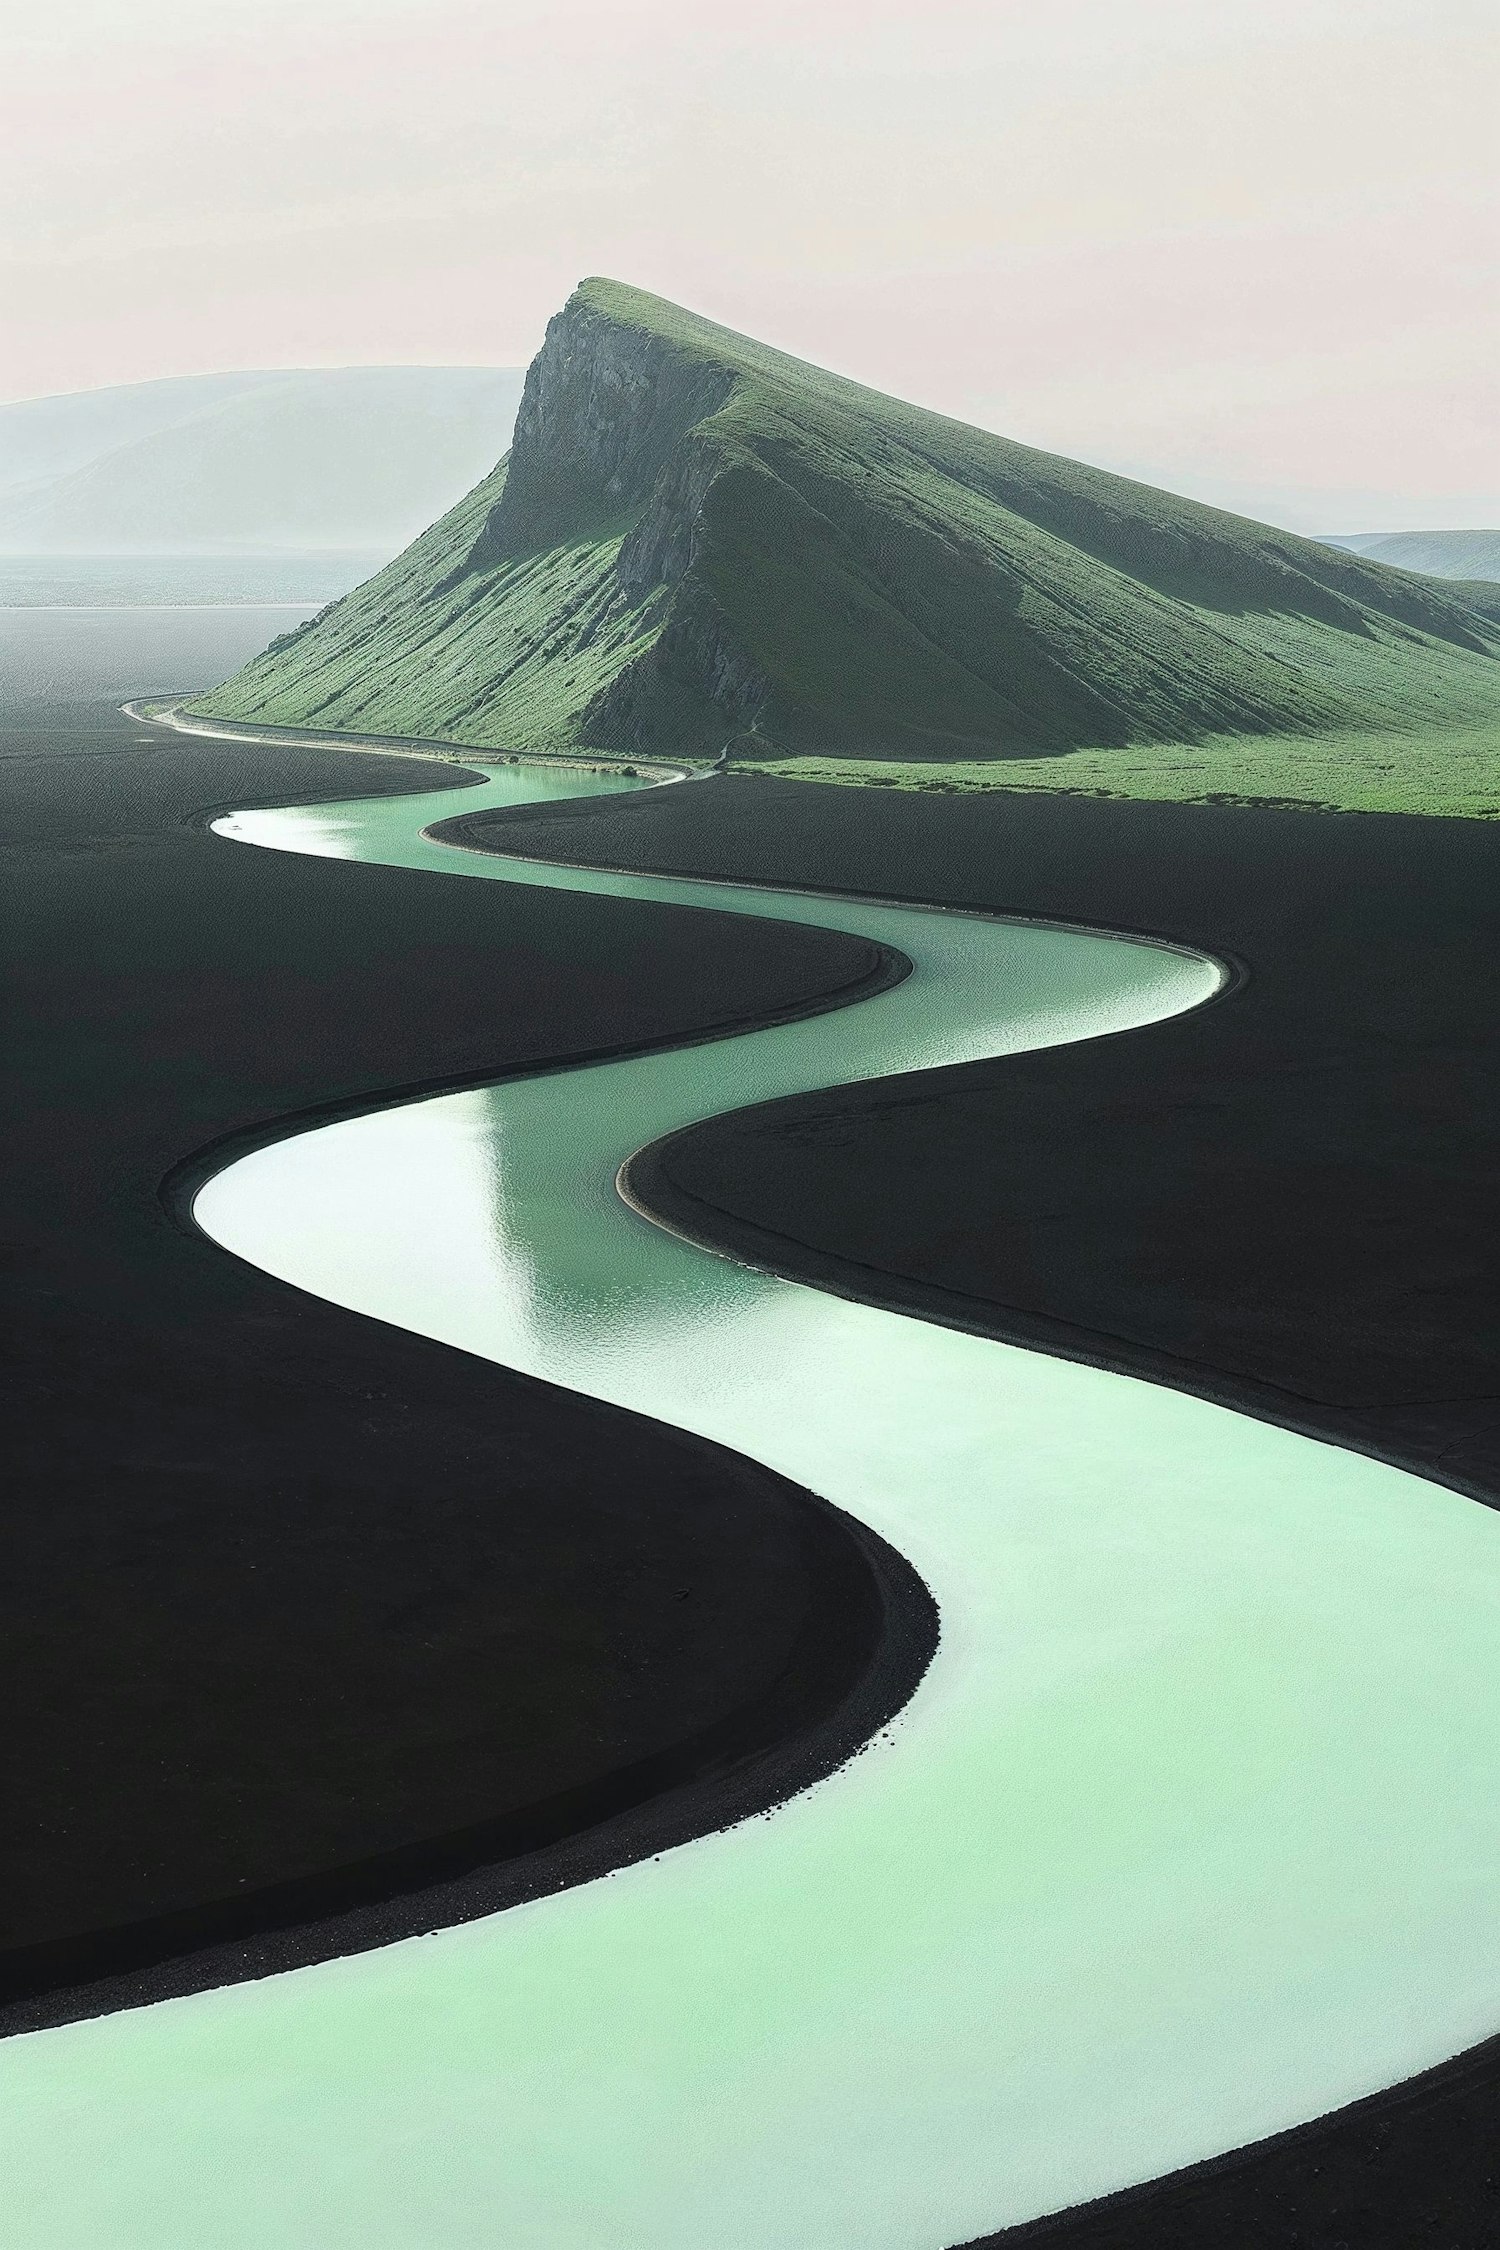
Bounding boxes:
197 280 1500 768
462 283 740 568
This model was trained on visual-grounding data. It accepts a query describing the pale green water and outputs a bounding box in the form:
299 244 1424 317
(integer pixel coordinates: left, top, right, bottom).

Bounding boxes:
5 757 1500 2249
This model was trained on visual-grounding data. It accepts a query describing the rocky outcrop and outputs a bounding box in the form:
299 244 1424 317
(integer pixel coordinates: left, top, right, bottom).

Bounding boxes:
582 579 771 756
613 427 735 601
451 284 776 753
463 292 736 567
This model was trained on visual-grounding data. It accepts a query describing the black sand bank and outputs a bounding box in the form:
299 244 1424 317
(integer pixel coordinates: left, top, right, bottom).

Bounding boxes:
1 690 931 2026
459 774 1500 1507
450 771 1500 2250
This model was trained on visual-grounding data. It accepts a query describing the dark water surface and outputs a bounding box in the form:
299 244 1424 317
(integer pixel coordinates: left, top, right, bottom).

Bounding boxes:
0 598 317 716
0 552 382 611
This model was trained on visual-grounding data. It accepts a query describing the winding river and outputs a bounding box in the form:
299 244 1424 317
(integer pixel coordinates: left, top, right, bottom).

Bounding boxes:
6 748 1500 2249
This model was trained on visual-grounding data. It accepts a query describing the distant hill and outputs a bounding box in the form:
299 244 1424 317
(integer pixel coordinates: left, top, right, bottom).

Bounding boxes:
0 368 524 555
197 280 1500 773
1319 529 1500 583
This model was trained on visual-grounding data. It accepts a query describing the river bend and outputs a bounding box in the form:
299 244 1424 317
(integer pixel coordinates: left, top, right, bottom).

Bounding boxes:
4 752 1499 2249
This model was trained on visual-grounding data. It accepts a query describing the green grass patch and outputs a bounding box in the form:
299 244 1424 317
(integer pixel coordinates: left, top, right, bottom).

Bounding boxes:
740 718 1500 819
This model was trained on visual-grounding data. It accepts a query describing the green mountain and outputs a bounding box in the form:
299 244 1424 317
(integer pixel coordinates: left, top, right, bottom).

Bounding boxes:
197 280 1500 783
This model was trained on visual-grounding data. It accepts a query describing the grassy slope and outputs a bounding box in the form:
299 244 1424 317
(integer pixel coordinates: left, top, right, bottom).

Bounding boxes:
198 279 1500 813
193 462 658 749
743 719 1500 820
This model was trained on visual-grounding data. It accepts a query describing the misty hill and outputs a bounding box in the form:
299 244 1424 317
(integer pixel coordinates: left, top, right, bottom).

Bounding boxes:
0 374 271 498
0 368 523 555
1320 529 1500 584
197 281 1500 766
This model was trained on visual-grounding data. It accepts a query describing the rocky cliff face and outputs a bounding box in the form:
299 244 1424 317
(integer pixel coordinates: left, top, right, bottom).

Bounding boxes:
447 286 773 755
464 295 736 567
583 575 771 754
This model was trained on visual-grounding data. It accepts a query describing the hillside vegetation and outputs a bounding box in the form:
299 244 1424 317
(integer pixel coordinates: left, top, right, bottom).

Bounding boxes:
198 281 1500 806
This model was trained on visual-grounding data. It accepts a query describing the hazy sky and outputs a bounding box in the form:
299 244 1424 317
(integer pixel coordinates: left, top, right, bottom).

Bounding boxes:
4 0 1495 528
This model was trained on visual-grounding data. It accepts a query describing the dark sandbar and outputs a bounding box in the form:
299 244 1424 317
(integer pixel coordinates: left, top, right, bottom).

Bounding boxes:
453 770 1500 2250
1 704 932 2028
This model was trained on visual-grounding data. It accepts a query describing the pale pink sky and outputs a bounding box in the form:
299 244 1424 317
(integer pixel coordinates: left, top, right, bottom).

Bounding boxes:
3 0 1495 528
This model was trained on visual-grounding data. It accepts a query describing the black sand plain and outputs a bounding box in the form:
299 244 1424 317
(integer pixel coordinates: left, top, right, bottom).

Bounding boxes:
449 769 1500 2250
463 774 1500 1507
8 617 1500 2244
1 677 932 2028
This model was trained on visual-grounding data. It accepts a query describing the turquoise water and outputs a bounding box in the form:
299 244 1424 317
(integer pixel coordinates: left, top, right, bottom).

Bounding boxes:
5 757 1499 2248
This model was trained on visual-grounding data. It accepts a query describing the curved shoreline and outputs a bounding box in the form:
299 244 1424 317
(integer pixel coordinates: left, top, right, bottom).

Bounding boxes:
11 703 1499 2248
454 787 1500 1521
447 788 1500 2246
438 773 1500 2248
431 801 1246 987
3 725 931 2038
6 703 934 2044
620 1122 1500 1523
125 695 695 785
3 1467 937 2040
159 935 914 1231
148 717 1500 2236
